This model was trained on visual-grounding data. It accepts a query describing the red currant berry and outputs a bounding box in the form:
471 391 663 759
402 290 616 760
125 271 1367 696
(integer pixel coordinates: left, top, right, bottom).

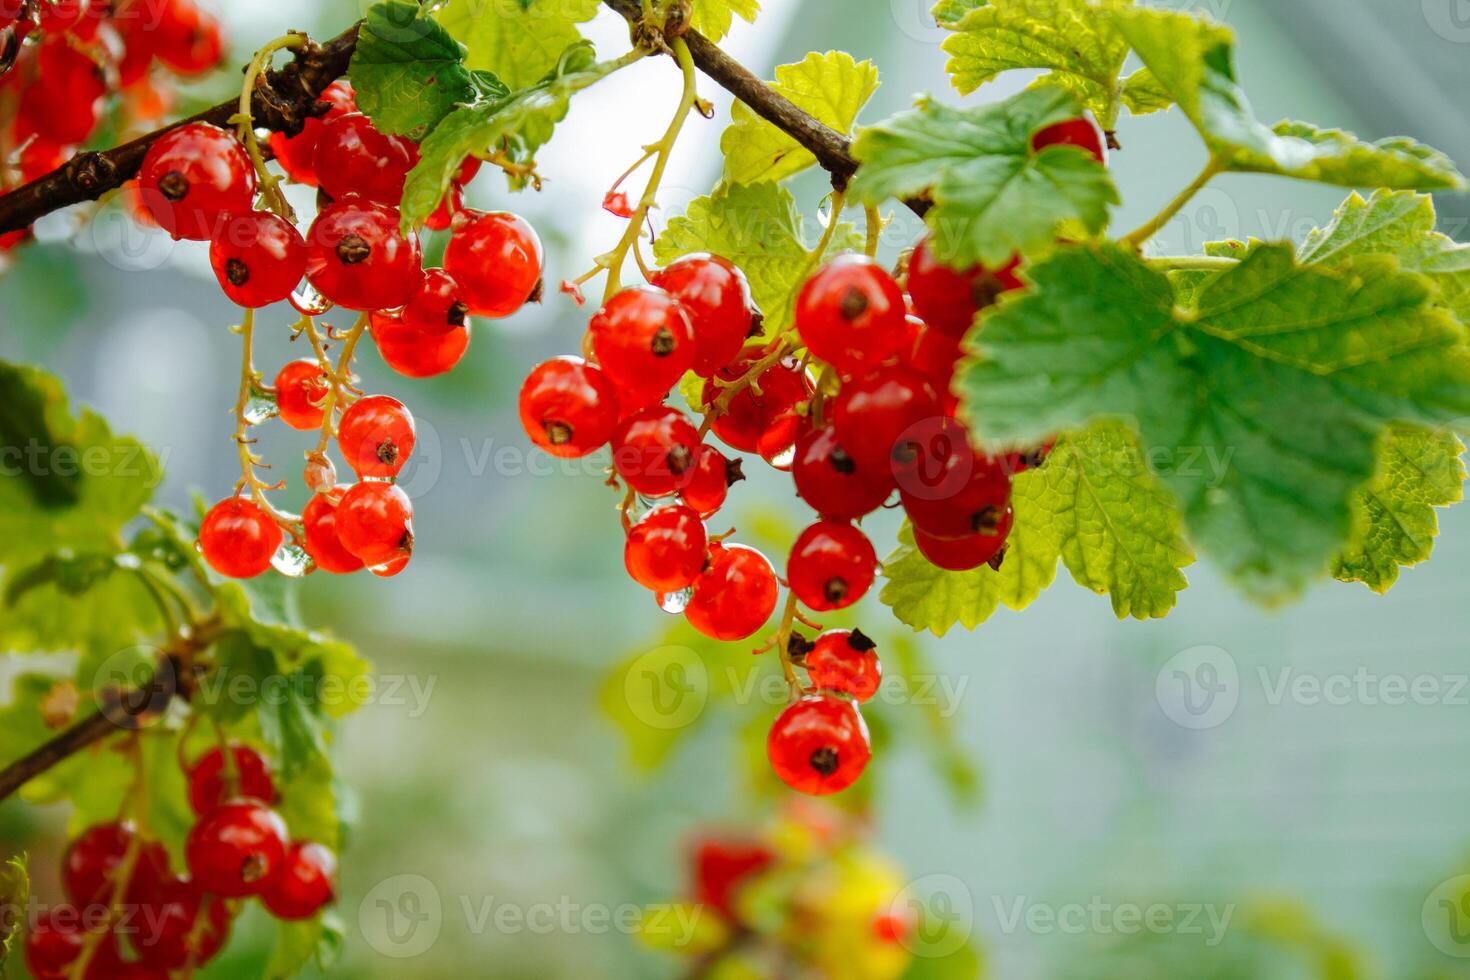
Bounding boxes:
792 425 895 521
900 449 1012 540
692 836 775 920
625 504 708 592
795 255 907 375
911 326 965 410
25 907 119 980
602 190 634 218
62 822 170 905
131 875 231 970
138 122 255 241
335 482 414 567
701 348 812 455
37 0 85 32
371 553 411 578
314 112 419 205
199 497 282 578
685 543 779 641
185 799 288 898
401 268 470 336
650 253 758 377
16 40 105 145
519 356 621 457
274 358 330 431
1032 115 1107 164
767 695 871 796
268 80 356 187
913 507 1014 571
612 406 701 497
186 743 276 815
337 395 414 478
262 841 337 920
443 210 543 318
831 366 941 476
678 444 743 517
424 182 465 231
369 311 471 379
788 520 877 611
907 234 1023 338
803 629 881 702
303 487 367 574
589 286 696 407
152 0 224 76
209 210 306 308
305 199 423 312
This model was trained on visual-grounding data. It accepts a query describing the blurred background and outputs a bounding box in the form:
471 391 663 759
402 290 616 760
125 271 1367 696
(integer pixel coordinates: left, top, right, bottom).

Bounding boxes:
4 0 1470 976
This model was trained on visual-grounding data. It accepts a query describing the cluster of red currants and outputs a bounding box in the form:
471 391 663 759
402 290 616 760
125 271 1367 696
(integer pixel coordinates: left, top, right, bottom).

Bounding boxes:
25 744 333 979
0 0 224 254
126 83 543 580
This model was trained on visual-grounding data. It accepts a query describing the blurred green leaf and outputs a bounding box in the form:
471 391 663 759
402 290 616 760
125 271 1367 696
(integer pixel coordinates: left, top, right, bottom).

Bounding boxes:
0 854 29 969
689 0 759 41
436 0 600 89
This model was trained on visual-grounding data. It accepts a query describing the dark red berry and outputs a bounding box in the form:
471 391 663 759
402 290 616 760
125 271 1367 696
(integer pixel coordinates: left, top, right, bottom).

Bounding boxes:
268 80 356 187
650 253 758 377
792 425 894 521
900 448 1012 540
788 520 877 611
335 482 413 568
262 842 337 920
185 800 288 898
590 286 696 408
138 122 255 241
767 695 871 795
624 504 708 592
337 395 414 479
199 497 282 578
369 311 471 379
303 487 367 574
314 112 418 205
209 211 307 308
519 356 622 458
831 366 941 476
130 875 231 970
685 543 779 641
795 255 908 375
907 234 1024 338
443 209 542 318
62 822 170 906
186 743 276 815
612 406 701 497
25 907 120 980
913 507 1014 571
804 629 881 702
401 268 470 336
1031 115 1107 164
274 359 329 431
305 199 423 312
701 348 812 455
678 444 742 517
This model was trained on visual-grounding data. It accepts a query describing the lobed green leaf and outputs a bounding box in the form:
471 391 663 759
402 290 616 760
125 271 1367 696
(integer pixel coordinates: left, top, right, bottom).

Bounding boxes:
436 0 601 90
688 0 760 41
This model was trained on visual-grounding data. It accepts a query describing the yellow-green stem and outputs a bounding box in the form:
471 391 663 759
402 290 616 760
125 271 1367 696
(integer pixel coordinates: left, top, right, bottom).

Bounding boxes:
1121 157 1223 249
233 33 309 221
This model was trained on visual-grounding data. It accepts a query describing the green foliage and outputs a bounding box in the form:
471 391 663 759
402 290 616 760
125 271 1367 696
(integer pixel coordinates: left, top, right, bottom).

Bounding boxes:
688 0 760 41
436 0 601 90
0 855 28 969
849 86 1118 268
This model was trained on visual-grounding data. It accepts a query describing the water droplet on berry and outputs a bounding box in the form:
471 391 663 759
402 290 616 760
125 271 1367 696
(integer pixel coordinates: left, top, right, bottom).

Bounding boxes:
242 393 277 426
270 539 311 577
657 587 693 614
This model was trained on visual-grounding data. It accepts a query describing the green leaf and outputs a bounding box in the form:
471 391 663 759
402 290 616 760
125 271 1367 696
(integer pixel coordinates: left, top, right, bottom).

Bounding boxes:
0 553 165 671
721 51 879 185
0 855 29 968
931 0 985 30
1112 7 1466 190
268 914 343 978
1334 425 1465 591
849 87 1118 268
349 1 493 141
957 242 1470 601
436 0 600 90
940 0 1131 126
0 362 161 565
688 0 759 41
1119 67 1171 116
653 182 864 333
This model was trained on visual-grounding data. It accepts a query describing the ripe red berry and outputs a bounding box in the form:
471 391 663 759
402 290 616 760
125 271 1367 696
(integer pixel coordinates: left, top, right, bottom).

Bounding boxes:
602 190 634 218
337 395 414 478
787 520 877 611
25 907 119 980
612 406 701 498
199 497 282 578
911 326 965 412
303 487 367 574
792 425 895 521
335 482 414 567
185 800 288 898
209 211 306 308
906 234 1024 338
369 311 470 378
62 822 170 905
685 543 779 641
519 356 621 458
1031 115 1107 164
314 112 419 205
305 199 423 312
401 268 470 336
831 366 941 476
678 444 743 517
130 875 231 970
268 80 356 187
795 255 907 375
650 253 758 377
443 210 542 318
692 837 775 920
803 629 881 702
16 39 105 145
900 448 1012 540
767 695 871 796
273 358 329 431
371 554 411 578
152 0 224 76
262 842 337 920
701 348 812 455
187 743 277 815
625 504 708 593
424 182 465 231
913 507 1014 571
589 286 696 407
138 122 255 241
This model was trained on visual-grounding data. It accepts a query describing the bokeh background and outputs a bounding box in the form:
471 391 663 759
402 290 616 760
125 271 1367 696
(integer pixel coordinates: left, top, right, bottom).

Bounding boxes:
4 0 1470 976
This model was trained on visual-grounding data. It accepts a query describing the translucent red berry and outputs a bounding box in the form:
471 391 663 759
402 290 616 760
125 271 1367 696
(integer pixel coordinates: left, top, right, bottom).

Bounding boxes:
314 112 419 205
337 395 415 478
139 122 255 241
831 366 941 476
679 444 743 517
199 497 282 578
209 211 306 308
613 406 701 497
268 80 356 187
152 0 224 76
624 504 708 593
767 695 871 796
131 875 231 970
262 842 337 921
650 253 758 376
795 255 908 375
792 425 894 521
443 210 543 318
335 482 414 567
907 234 1023 338
685 543 779 641
602 190 635 218
590 285 696 407
787 520 877 611
25 907 118 980
185 800 288 898
369 311 471 379
900 448 1012 540
519 356 621 458
187 743 276 815
1032 115 1107 164
701 348 812 455
305 199 423 312
803 628 881 703
62 822 170 905
273 359 329 431
303 487 367 574
401 268 470 336
913 507 1014 571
